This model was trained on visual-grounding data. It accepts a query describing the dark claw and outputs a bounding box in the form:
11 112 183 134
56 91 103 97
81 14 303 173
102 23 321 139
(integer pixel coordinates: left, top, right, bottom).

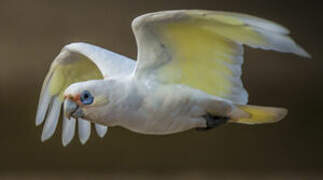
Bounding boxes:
196 113 229 131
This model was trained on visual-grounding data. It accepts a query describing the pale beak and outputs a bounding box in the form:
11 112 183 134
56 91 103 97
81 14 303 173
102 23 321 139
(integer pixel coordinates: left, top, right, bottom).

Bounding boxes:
64 99 84 119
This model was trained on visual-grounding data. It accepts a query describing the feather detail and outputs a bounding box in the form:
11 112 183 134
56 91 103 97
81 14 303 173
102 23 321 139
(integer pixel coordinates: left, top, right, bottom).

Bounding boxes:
36 74 53 126
95 124 108 138
78 118 91 145
62 117 76 146
41 96 61 142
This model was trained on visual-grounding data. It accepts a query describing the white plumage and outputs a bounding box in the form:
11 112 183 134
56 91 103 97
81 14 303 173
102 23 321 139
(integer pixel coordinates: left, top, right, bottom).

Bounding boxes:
36 42 136 145
36 10 310 146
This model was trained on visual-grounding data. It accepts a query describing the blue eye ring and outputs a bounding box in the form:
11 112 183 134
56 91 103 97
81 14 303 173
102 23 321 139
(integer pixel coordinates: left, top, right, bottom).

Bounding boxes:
80 90 94 105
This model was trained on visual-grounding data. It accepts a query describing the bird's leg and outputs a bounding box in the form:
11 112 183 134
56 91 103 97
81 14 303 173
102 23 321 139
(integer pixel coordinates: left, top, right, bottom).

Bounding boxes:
196 113 229 131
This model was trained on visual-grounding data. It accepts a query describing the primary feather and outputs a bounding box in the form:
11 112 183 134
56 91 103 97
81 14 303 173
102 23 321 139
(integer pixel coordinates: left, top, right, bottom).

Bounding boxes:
95 124 108 138
62 117 76 146
78 118 91 145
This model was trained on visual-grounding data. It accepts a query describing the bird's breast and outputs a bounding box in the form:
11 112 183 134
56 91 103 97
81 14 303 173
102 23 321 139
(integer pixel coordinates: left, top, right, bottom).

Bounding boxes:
107 81 204 134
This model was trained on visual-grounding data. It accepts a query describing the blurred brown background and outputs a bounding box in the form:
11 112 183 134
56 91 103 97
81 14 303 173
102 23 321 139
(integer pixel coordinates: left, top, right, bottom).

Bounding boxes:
0 0 322 179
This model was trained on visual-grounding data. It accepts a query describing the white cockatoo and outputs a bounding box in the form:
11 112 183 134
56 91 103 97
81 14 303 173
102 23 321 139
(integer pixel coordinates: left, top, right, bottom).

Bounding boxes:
36 10 310 146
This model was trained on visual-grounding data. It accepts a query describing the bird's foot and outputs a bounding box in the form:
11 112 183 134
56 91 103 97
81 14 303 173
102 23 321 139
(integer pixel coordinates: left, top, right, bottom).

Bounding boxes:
196 113 229 131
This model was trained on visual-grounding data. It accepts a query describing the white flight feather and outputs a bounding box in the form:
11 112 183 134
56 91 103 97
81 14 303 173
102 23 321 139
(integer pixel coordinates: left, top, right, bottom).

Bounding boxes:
252 27 311 58
62 117 76 146
35 74 52 126
95 124 108 138
41 96 61 142
78 118 91 145
214 11 290 34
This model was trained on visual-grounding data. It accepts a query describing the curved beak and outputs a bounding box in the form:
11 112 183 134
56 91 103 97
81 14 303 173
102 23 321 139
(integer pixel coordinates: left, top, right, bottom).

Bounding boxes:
64 99 84 119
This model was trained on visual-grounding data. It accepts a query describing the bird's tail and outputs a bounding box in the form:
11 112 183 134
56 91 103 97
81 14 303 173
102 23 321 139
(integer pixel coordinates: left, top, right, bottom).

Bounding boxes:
229 105 288 124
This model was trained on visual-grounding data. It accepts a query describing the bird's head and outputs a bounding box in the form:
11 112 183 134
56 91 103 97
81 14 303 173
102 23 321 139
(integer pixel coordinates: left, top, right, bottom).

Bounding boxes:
63 80 109 121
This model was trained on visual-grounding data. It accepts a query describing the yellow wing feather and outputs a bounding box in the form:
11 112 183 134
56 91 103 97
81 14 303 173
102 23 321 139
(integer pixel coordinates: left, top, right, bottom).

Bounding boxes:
160 22 250 99
133 10 310 104
49 56 103 101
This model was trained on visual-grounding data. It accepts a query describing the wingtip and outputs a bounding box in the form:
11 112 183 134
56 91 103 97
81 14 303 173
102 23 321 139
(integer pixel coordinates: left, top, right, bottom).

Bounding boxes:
41 124 54 142
79 138 89 145
35 110 46 126
97 133 106 138
62 135 72 147
61 117 76 147
41 133 50 143
62 140 69 147
294 45 312 59
300 50 312 59
78 118 91 145
95 124 108 138
35 119 42 126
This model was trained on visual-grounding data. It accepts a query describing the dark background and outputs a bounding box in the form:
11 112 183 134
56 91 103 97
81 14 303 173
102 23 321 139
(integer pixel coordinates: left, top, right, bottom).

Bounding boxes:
0 0 322 179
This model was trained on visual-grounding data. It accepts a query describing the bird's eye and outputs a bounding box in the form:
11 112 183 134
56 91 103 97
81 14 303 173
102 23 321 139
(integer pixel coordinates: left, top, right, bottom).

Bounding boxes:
80 90 94 105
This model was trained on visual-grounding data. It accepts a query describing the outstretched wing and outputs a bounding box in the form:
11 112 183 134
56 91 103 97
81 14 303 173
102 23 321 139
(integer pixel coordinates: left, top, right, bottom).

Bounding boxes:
132 10 310 104
36 42 135 146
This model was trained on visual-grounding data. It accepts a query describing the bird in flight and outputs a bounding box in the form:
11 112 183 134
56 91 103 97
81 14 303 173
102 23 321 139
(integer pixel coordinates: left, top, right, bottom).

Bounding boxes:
36 10 310 146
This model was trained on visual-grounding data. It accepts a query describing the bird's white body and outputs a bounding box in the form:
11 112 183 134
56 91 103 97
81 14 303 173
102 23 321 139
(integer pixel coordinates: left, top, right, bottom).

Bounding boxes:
35 10 310 146
86 76 232 134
